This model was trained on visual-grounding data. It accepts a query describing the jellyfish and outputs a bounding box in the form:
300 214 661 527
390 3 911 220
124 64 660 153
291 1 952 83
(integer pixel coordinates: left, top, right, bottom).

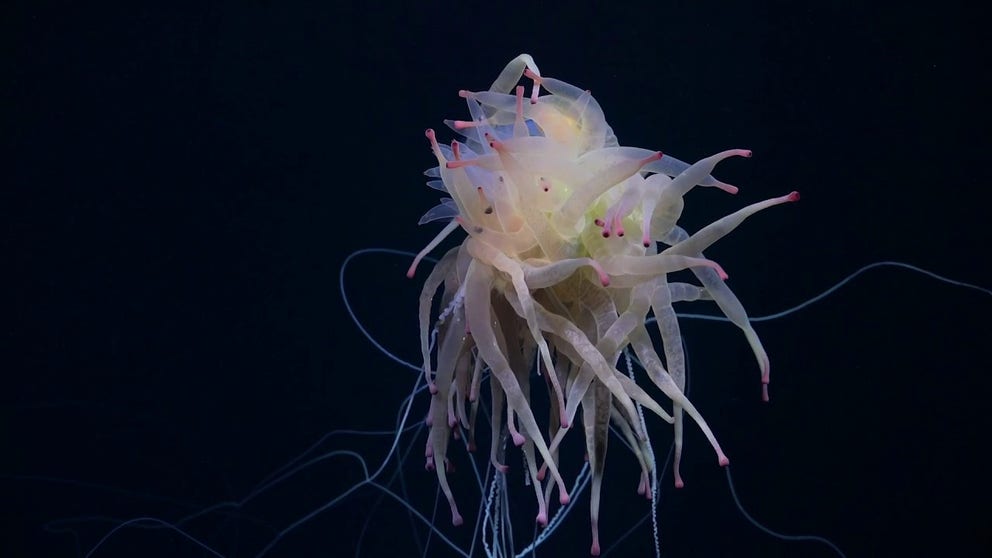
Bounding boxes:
403 54 801 556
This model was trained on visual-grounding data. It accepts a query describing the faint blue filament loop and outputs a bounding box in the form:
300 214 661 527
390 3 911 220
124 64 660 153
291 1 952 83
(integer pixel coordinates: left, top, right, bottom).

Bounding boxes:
77 249 988 558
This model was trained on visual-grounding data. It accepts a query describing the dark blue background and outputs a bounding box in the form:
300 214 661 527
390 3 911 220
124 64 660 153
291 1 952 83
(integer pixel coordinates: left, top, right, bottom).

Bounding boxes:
4 2 990 557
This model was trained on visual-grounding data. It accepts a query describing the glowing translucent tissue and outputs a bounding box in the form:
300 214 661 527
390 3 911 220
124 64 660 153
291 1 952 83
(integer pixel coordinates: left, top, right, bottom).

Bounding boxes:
406 54 799 556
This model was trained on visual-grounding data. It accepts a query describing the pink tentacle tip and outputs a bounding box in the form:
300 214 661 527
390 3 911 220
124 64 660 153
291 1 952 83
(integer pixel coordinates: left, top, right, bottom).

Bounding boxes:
674 478 685 489
787 190 800 202
709 261 729 280
536 511 548 527
715 181 739 195
559 491 570 505
452 512 464 527
589 260 610 287
719 455 730 467
511 432 526 446
405 265 416 279
639 151 663 166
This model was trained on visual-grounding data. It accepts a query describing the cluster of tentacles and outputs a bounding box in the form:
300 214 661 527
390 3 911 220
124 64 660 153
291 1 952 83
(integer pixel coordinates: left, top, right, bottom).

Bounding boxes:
405 54 798 556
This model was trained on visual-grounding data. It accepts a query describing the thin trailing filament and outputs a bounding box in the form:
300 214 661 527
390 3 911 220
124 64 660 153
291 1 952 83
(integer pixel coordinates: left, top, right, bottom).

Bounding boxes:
408 54 798 556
